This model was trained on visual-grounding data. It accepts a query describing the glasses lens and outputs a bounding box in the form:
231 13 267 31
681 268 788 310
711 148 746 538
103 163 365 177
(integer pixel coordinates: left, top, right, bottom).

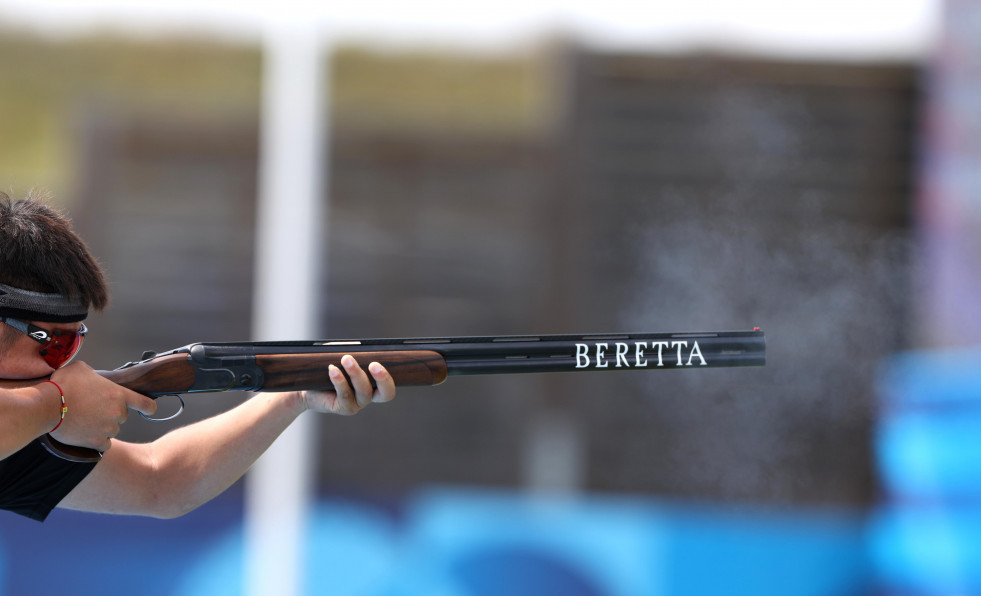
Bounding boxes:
40 326 86 368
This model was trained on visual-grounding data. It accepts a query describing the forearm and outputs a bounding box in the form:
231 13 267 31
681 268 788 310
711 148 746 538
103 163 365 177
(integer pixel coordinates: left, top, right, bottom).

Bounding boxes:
0 384 62 460
147 391 308 516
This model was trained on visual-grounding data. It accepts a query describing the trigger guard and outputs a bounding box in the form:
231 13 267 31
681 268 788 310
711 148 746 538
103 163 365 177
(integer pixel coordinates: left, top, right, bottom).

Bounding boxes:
139 394 185 422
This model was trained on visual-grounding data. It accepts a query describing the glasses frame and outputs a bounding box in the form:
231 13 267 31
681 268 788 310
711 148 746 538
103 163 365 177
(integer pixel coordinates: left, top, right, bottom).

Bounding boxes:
0 317 88 368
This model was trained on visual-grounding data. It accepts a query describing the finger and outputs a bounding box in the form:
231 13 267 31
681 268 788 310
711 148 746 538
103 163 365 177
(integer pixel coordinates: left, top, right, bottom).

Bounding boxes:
328 364 358 414
342 355 374 409
126 392 158 417
368 362 395 403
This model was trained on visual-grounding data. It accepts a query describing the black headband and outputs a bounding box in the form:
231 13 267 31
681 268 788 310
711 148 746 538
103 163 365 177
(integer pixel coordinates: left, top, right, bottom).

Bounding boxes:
0 283 88 323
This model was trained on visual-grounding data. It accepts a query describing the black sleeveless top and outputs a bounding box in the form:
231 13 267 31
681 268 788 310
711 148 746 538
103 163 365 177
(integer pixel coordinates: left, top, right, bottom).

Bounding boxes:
0 438 96 521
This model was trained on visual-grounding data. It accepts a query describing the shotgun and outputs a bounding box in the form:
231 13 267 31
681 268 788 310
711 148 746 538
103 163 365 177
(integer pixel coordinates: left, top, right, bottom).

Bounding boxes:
41 329 765 462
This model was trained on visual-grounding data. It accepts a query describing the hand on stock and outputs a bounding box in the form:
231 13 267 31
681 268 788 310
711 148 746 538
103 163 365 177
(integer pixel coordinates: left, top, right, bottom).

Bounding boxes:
48 362 157 452
302 355 395 416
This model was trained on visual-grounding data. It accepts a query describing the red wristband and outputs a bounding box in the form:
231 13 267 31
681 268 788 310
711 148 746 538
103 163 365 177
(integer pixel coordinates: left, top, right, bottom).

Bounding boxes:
43 380 67 433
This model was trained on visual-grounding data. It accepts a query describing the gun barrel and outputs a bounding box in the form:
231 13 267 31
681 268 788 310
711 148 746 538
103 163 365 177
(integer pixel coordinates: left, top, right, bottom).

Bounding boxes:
443 331 765 375
188 329 765 375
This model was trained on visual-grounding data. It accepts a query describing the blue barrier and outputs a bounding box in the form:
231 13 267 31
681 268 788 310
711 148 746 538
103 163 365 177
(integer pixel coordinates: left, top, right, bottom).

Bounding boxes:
384 491 658 596
873 348 981 594
176 498 399 596
387 489 866 596
0 488 242 595
170 489 866 596
0 487 867 595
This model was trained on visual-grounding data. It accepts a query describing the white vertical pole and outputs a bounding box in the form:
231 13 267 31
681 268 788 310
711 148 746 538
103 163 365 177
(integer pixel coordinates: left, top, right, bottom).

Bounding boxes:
246 17 327 596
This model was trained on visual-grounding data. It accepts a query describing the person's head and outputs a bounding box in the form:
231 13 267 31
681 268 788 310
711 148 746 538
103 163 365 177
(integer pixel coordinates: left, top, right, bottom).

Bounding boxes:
0 190 107 376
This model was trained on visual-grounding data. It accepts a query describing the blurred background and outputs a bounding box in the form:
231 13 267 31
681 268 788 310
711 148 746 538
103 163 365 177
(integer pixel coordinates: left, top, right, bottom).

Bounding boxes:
1 0 977 594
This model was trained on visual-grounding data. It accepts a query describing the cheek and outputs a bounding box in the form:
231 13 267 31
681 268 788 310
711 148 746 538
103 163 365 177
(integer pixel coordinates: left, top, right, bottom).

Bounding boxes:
0 328 14 352
0 339 52 380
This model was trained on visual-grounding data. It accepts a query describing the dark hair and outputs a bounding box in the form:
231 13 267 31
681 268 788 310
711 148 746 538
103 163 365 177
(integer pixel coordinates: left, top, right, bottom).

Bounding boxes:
0 190 108 311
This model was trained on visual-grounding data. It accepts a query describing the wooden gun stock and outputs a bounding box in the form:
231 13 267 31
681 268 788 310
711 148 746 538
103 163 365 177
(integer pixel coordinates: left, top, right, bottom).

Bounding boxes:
34 329 765 463
254 351 447 391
